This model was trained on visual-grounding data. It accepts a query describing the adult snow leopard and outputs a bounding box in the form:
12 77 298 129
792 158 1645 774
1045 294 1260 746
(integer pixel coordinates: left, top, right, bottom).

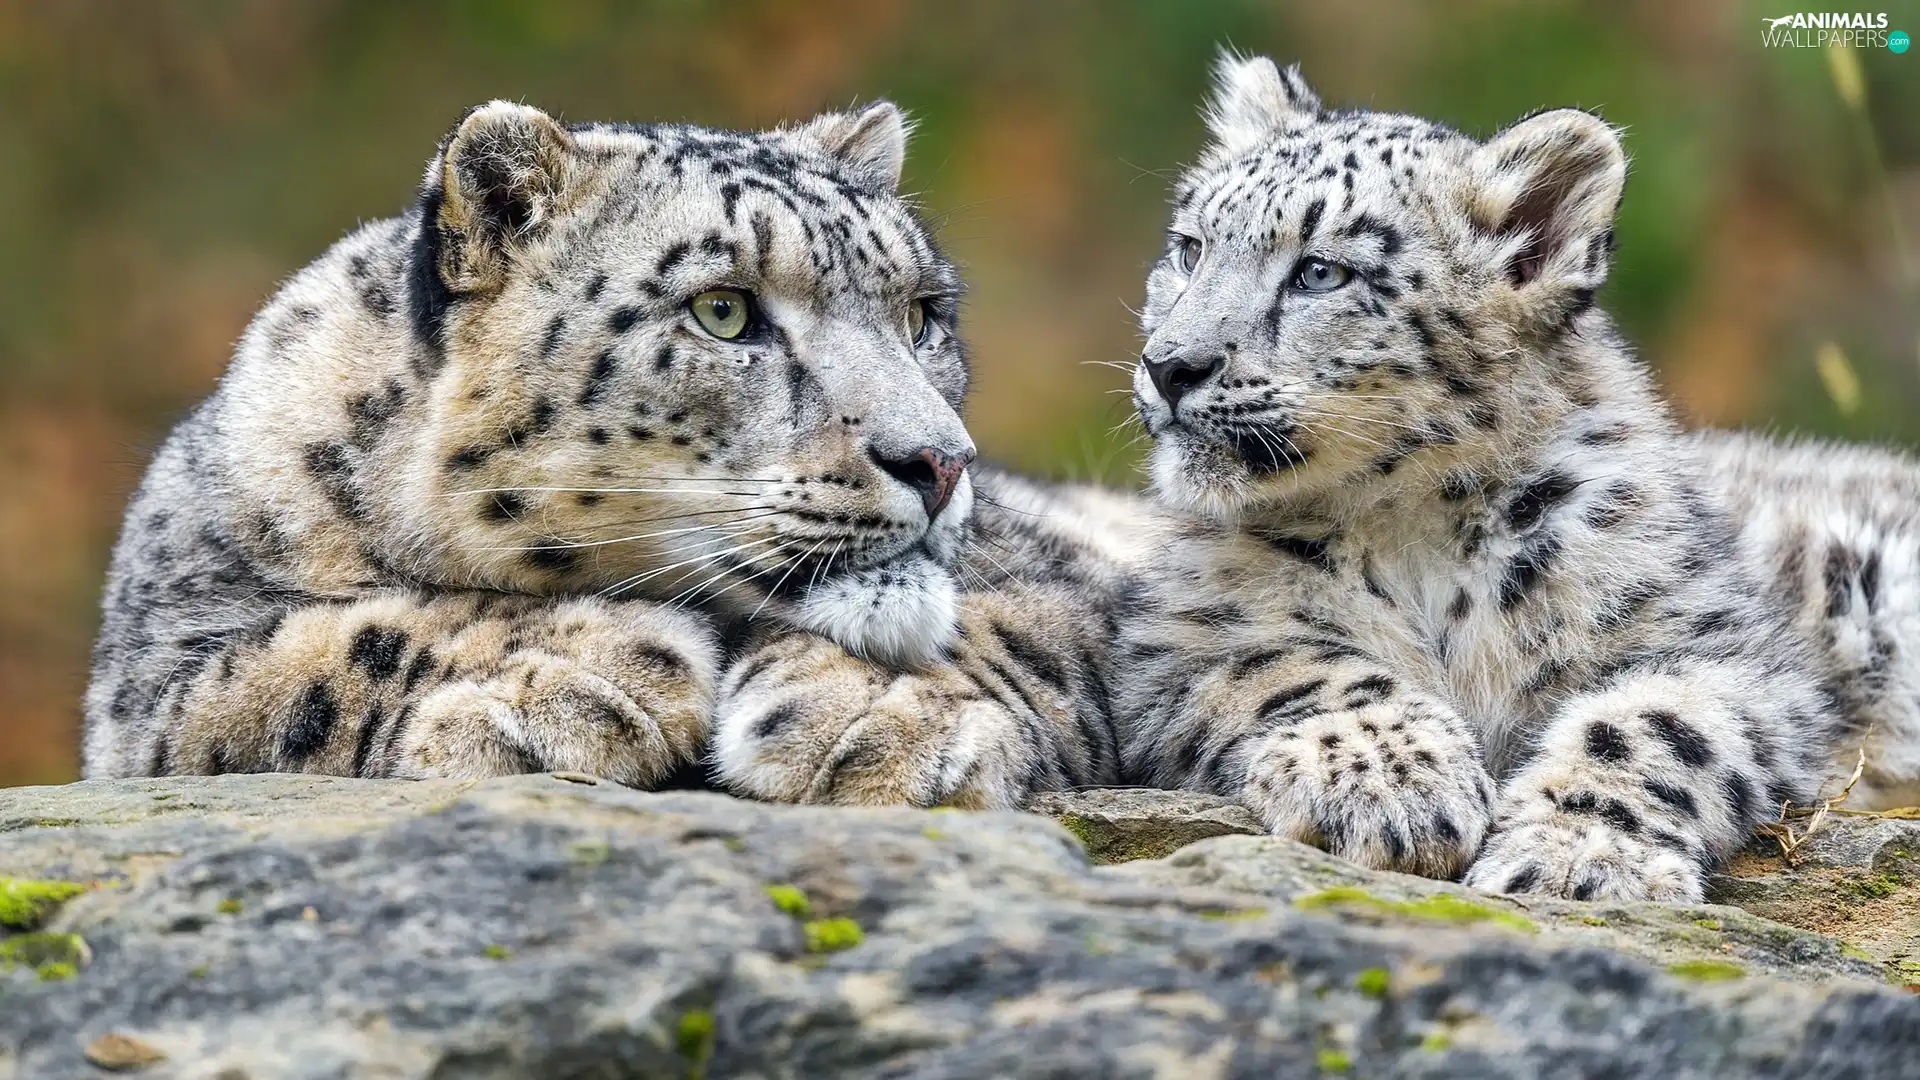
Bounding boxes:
1114 54 1920 902
86 98 1137 793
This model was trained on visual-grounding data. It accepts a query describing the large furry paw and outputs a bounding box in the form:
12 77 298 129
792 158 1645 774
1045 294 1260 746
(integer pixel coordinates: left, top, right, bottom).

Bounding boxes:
1463 816 1703 903
711 632 1049 809
392 599 717 786
1240 701 1494 879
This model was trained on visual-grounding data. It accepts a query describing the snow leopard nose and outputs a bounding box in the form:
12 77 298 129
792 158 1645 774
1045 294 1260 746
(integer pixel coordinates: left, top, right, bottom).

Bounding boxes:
1145 352 1224 412
871 444 975 521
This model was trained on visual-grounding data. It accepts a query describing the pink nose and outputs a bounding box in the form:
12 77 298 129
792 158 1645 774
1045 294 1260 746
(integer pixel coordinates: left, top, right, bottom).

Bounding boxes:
873 445 975 520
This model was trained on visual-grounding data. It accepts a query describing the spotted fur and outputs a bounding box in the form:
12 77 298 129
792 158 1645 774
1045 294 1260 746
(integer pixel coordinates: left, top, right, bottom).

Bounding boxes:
1113 54 1877 902
1704 431 1920 808
710 467 1164 808
86 99 982 781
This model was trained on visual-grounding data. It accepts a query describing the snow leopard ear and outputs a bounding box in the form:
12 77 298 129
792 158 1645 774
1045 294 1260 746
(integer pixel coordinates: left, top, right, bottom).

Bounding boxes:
1203 52 1321 156
796 102 910 190
427 100 575 293
1472 108 1626 320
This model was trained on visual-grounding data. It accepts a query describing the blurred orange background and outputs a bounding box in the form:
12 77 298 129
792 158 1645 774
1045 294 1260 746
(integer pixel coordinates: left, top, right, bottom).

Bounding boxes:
3 0 1917 785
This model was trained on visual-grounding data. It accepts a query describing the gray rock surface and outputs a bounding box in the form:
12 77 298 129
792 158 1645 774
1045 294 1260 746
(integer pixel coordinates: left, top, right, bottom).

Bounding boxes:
2 775 1918 1079
1026 787 1263 862
1706 808 1920 987
1038 788 1900 984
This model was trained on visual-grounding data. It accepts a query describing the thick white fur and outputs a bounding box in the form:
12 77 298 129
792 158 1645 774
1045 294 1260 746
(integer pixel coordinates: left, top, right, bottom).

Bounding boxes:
1114 55 1865 904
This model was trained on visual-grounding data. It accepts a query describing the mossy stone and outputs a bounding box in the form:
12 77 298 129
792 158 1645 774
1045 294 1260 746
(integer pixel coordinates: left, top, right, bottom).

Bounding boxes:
0 931 88 981
764 884 810 918
803 918 864 953
1294 887 1537 933
1667 959 1745 982
677 1009 715 1078
0 877 86 930
1316 1048 1353 1073
1355 966 1390 997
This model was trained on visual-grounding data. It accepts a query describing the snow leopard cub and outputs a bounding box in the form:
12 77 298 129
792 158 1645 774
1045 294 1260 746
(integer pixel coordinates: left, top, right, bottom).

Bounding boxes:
1113 54 1900 902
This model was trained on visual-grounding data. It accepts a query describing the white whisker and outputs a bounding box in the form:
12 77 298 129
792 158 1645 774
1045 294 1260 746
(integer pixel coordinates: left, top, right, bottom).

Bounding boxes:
484 511 783 553
446 485 776 499
587 504 780 528
748 537 828 621
665 538 798 612
597 535 783 599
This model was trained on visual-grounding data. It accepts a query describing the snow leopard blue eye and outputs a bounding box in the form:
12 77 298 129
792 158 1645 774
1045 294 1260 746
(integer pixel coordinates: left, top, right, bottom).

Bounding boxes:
1292 258 1353 293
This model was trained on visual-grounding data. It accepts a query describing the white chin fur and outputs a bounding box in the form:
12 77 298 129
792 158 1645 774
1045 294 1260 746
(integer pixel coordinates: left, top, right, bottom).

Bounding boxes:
1150 437 1247 520
790 557 959 669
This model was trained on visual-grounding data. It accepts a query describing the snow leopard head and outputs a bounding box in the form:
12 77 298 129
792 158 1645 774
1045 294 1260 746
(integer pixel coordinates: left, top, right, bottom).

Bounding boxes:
1135 53 1626 516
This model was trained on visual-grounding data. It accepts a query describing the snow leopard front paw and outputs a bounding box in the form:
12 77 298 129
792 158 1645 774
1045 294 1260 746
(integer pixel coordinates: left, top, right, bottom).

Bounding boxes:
710 632 1043 809
1239 700 1495 879
392 598 718 786
1463 814 1703 903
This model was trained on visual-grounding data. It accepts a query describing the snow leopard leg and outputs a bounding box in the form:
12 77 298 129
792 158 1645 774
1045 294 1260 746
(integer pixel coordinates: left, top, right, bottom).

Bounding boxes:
1117 629 1495 879
116 591 717 785
1465 660 1830 902
710 584 1119 808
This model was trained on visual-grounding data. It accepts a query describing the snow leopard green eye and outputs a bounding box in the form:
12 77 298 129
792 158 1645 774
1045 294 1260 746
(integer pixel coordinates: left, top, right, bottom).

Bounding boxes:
690 290 751 339
1293 258 1353 293
907 299 930 346
1176 236 1203 274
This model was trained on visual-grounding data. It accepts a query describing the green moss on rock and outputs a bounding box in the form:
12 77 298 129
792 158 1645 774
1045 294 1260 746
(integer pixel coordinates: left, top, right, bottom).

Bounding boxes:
1841 872 1901 901
0 931 88 981
1053 810 1252 864
677 1008 715 1078
1355 967 1391 998
1054 813 1104 853
1294 887 1537 933
803 918 864 953
764 884 810 918
0 877 86 929
1667 959 1745 982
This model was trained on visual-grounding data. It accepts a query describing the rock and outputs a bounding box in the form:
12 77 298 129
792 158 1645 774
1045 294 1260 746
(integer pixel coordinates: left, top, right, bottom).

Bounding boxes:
83 1032 168 1071
1034 788 1897 984
1025 788 1262 862
1707 812 1920 988
0 775 1916 1079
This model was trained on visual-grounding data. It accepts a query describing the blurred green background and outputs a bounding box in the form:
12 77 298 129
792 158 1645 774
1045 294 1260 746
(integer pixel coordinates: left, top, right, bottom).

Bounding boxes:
2 0 1916 784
